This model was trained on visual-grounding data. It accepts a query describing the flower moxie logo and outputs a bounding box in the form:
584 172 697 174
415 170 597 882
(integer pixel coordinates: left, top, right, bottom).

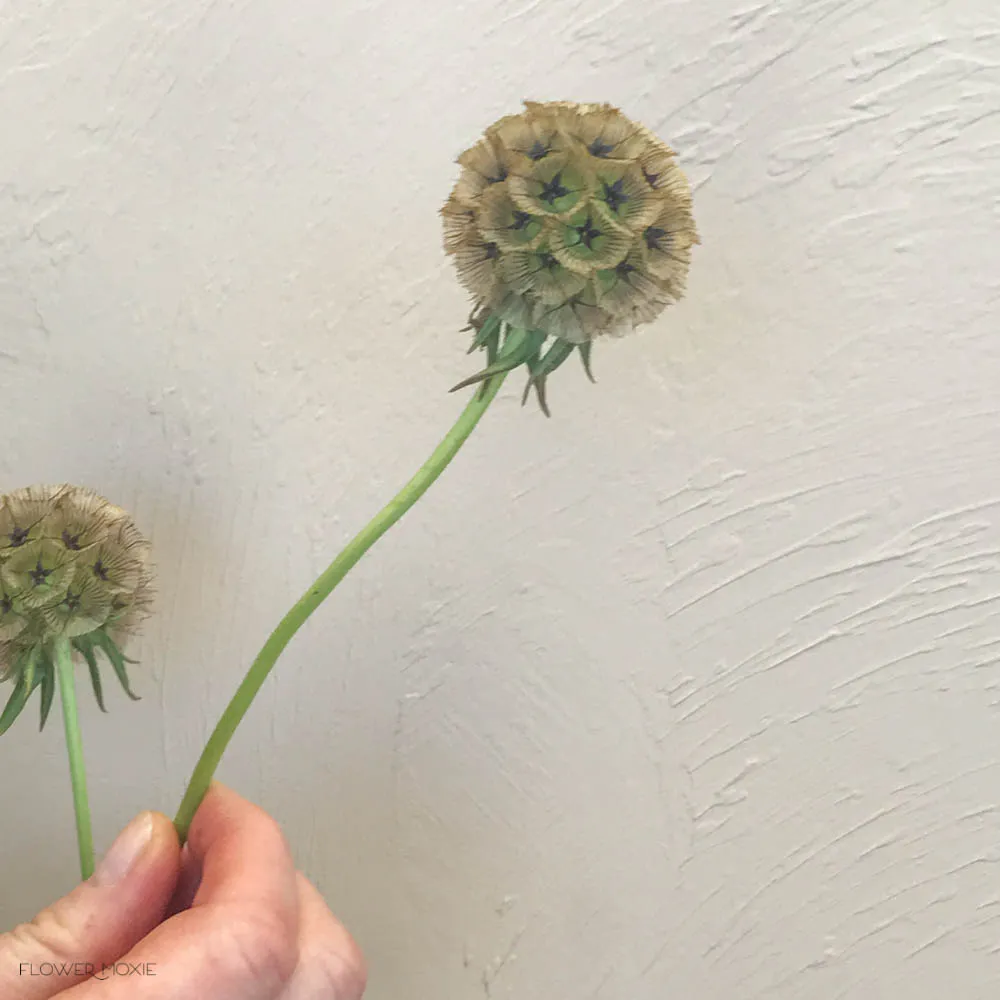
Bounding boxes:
19 960 157 981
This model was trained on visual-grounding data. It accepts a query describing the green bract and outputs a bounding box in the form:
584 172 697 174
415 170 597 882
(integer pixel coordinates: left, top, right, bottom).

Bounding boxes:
443 100 699 413
0 485 152 735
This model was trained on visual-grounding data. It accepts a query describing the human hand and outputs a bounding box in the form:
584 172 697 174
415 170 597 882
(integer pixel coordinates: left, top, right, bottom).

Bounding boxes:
0 783 366 998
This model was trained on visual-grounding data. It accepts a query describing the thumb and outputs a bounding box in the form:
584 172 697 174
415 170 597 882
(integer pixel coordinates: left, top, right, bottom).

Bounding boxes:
0 811 181 999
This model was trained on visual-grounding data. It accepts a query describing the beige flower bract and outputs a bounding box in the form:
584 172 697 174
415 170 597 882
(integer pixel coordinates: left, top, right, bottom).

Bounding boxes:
0 485 152 733
443 100 699 345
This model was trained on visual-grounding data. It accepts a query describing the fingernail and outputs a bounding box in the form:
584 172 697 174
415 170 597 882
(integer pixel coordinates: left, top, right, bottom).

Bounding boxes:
93 812 155 886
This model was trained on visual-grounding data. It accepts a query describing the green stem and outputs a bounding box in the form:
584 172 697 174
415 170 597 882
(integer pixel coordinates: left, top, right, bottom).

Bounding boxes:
173 374 508 840
55 638 95 880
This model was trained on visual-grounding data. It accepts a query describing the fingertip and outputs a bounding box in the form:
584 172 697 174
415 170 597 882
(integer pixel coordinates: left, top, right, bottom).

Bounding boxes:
147 809 182 856
92 810 179 889
143 811 183 886
130 810 182 885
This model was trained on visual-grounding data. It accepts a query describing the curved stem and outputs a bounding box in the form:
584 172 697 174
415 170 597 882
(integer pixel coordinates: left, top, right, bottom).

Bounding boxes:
173 374 508 840
55 638 95 880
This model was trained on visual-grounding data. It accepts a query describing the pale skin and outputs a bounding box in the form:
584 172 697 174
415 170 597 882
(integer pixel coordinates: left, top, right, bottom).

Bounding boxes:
0 784 366 999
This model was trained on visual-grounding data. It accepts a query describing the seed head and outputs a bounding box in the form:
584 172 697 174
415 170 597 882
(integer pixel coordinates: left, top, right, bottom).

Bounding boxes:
0 485 152 734
443 101 699 412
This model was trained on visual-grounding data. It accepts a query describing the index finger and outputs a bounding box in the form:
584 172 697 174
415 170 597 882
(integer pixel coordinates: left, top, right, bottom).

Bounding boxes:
68 784 300 1000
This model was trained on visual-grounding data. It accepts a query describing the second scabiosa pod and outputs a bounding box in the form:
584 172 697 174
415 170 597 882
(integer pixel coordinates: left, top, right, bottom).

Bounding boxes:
172 100 699 838
0 485 152 878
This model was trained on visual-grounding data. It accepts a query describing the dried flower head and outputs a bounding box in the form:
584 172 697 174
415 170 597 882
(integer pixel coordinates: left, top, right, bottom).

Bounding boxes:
443 100 699 412
0 485 152 734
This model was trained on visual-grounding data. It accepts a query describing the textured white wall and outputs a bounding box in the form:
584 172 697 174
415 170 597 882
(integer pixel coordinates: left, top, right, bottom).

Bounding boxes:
2 0 999 996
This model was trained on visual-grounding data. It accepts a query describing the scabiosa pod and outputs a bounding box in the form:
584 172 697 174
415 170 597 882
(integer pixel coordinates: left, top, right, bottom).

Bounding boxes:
0 484 152 878
444 100 699 413
173 100 698 840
